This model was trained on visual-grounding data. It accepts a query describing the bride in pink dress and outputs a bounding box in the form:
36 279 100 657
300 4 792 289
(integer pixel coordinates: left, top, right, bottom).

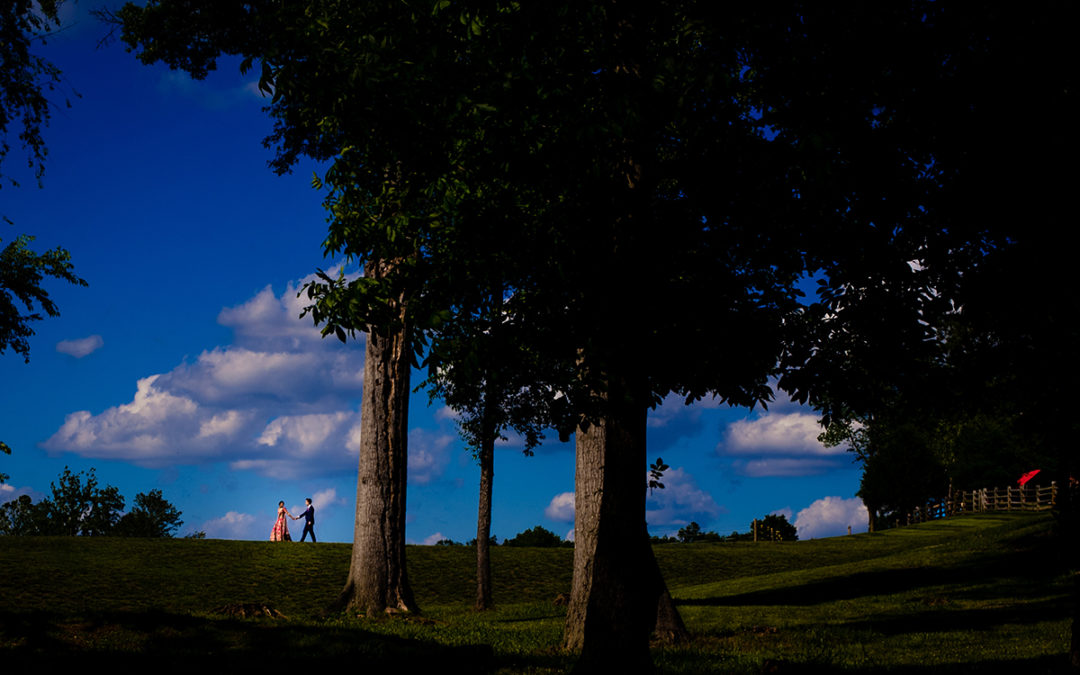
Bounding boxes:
270 500 293 541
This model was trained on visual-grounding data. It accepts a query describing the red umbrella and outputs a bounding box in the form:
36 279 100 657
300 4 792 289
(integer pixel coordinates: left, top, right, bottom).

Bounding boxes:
1018 469 1041 486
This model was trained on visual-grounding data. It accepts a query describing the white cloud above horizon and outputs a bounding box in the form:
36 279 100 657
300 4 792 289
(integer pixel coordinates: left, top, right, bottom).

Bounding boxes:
716 410 852 478
40 276 367 479
646 466 723 527
794 496 868 539
545 491 575 522
56 334 103 358
201 510 259 540
421 531 448 545
723 412 837 455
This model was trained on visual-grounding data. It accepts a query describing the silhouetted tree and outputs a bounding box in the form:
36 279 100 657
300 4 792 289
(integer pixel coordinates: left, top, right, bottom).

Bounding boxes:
114 489 184 538
755 515 797 542
2 1 87 461
504 526 567 548
108 3 1077 671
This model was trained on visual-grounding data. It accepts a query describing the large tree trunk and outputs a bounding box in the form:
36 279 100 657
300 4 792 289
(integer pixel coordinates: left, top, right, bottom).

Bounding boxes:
475 433 495 611
337 264 418 615
563 378 687 674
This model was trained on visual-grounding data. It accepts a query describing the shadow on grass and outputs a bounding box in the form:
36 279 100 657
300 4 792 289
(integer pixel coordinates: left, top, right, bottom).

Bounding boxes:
0 609 498 673
658 650 1071 675
678 530 1069 614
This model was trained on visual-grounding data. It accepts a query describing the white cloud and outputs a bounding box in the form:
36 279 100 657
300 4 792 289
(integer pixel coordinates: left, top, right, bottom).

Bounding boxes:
281 488 346 526
723 412 837 455
408 428 455 485
0 483 43 504
56 334 103 358
794 496 869 539
735 457 839 478
770 506 794 521
544 491 575 522
201 510 259 540
422 531 448 545
41 278 366 479
646 466 722 527
309 487 346 513
217 281 325 351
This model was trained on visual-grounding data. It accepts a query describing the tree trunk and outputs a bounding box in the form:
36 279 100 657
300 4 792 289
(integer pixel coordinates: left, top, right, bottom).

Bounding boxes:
475 433 495 611
337 264 418 615
563 378 687 674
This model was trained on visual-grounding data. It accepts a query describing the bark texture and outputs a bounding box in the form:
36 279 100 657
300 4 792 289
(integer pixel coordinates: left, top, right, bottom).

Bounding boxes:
563 380 687 673
475 434 495 610
338 273 418 615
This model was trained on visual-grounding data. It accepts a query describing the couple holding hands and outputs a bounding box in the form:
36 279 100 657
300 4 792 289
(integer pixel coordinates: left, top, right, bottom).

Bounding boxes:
270 498 316 542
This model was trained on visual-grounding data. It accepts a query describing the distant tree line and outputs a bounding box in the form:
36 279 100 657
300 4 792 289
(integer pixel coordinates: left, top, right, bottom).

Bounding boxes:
436 525 573 548
0 467 184 538
653 515 799 544
437 517 799 549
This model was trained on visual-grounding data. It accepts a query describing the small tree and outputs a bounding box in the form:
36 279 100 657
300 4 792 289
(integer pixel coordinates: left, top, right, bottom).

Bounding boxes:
504 526 566 548
0 494 49 535
755 514 798 542
43 467 124 536
676 522 721 543
114 489 184 538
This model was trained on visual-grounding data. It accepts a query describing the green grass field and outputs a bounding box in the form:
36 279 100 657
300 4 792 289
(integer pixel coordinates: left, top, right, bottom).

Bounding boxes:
0 512 1071 673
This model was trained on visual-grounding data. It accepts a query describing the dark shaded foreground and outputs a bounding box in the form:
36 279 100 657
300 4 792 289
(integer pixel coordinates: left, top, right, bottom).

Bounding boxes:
0 609 498 674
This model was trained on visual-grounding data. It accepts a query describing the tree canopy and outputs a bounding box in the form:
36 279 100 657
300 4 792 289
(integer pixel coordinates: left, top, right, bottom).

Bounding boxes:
109 1 1077 669
0 468 184 538
1 233 87 363
0 0 75 189
1 0 86 461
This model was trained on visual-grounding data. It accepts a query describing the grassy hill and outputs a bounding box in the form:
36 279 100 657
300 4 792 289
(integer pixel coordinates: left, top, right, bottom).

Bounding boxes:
0 512 1070 673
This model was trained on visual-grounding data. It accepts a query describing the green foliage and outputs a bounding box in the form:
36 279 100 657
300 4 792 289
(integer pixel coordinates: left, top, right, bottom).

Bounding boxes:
648 456 669 494
1 439 9 483
0 467 182 538
676 522 720 544
1 2 86 456
114 489 185 538
41 466 124 536
1 233 87 363
0 493 49 535
503 525 567 548
0 0 76 189
823 403 1050 530
754 514 798 542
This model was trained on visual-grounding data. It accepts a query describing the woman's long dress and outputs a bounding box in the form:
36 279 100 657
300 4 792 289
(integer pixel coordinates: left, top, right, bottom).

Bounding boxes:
270 507 290 541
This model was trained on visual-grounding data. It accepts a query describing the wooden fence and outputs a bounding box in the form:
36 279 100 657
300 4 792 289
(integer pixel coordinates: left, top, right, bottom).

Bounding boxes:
899 482 1057 526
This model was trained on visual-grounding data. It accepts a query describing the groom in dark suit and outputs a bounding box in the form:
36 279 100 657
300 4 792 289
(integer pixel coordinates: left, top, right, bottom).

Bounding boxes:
295 498 316 542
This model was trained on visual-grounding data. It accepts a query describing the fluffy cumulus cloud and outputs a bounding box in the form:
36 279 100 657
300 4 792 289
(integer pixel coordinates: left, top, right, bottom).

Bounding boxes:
41 275 366 479
794 496 869 539
646 466 722 527
421 532 448 546
56 334 104 358
544 491 576 522
201 510 260 540
308 487 346 515
718 411 849 478
725 412 837 455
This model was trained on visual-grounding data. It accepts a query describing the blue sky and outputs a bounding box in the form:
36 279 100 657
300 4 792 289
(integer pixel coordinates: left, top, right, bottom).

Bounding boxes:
1 5 868 544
